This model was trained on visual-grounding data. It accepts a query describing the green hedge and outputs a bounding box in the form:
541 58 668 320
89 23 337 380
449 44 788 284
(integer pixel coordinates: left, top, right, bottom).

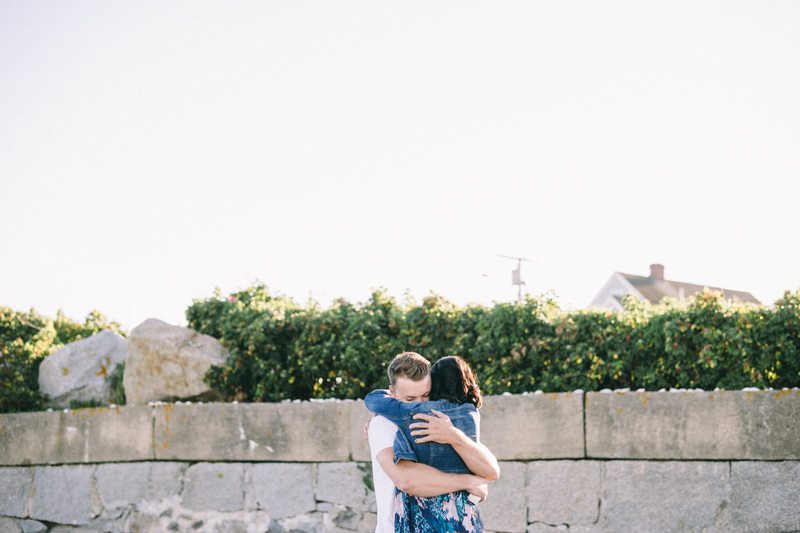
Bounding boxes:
186 284 800 402
3 286 797 413
0 307 125 413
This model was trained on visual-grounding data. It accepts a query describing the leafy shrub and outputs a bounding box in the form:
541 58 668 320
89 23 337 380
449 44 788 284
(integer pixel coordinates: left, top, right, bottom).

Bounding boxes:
0 307 124 413
186 283 800 402
5 285 798 414
109 361 127 406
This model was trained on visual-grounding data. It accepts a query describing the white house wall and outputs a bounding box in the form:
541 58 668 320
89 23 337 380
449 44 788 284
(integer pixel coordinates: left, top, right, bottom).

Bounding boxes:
589 273 644 310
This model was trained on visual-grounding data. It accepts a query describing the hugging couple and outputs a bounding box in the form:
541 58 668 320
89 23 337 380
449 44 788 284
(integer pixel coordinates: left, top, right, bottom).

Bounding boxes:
364 351 500 533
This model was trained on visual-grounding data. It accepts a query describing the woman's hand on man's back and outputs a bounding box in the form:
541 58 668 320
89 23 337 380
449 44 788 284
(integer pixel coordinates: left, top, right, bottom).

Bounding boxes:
409 408 468 445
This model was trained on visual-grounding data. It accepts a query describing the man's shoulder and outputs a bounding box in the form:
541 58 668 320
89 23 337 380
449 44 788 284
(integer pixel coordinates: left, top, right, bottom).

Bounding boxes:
369 414 399 434
368 415 399 454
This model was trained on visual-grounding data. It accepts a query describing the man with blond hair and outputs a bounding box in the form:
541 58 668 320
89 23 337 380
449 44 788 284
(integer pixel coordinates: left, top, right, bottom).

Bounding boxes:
366 351 499 532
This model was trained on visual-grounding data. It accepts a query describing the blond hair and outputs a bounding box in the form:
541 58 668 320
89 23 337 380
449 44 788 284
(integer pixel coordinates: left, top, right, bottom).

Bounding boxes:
387 351 430 386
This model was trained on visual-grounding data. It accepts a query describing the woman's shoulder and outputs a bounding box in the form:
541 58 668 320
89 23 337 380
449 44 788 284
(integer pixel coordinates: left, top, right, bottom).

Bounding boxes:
426 399 477 413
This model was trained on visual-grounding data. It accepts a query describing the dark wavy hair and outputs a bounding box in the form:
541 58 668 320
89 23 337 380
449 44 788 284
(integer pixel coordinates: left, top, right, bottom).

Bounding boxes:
429 355 483 408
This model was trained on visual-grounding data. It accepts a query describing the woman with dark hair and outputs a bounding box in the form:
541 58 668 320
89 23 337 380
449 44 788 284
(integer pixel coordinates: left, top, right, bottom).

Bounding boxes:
364 355 499 532
429 355 483 410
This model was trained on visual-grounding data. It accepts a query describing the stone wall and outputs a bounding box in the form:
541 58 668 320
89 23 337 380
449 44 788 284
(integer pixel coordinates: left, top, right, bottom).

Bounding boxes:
1 390 799 532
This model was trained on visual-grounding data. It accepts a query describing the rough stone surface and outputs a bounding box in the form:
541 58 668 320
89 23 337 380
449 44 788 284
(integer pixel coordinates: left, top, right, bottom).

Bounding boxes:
348 400 372 462
119 507 162 533
598 461 730 532
478 461 527 532
17 520 47 533
0 411 73 467
29 465 100 525
48 526 104 533
2 459 800 531
480 393 584 460
38 330 127 408
359 512 377 531
526 525 569 533
205 518 248 533
323 504 361 530
0 518 23 533
0 467 32 517
586 389 800 459
558 526 594 533
316 462 374 512
181 463 245 512
123 318 229 405
2 391 800 531
96 462 185 509
67 405 153 463
4 390 799 467
0 405 152 466
527 460 601 526
248 463 316 518
275 512 325 533
153 401 352 462
727 461 800 531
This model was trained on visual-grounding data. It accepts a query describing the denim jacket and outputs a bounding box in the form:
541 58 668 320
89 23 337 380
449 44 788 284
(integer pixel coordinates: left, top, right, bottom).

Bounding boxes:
364 389 480 475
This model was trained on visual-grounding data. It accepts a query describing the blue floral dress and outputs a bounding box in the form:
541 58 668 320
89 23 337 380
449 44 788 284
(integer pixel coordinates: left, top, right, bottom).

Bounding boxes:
393 488 484 532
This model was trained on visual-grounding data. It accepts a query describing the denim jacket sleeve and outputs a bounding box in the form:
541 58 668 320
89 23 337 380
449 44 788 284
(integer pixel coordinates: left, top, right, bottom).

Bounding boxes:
364 390 421 463
392 427 418 464
364 389 420 425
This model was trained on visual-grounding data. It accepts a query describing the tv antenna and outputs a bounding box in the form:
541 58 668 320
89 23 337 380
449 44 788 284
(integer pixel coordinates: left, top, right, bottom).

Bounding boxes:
499 254 535 301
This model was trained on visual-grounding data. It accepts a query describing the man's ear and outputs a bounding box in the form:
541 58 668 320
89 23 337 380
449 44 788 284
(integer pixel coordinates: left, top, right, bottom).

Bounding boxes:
389 386 396 399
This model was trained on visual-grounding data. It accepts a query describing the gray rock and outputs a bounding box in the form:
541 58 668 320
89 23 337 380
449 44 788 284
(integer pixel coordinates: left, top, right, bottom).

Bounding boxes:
727 461 800 532
316 463 373 512
586 389 800 460
0 517 23 533
18 520 47 533
348 400 372 462
118 505 164 533
478 461 527 532
30 465 100 525
359 512 377 532
50 526 104 533
598 461 730 532
276 512 324 533
266 518 285 533
248 463 316 518
122 318 229 405
331 506 361 530
0 405 152 466
38 330 127 408
316 501 336 512
152 401 353 462
560 526 597 533
527 460 601 525
526 524 569 533
481 393 584 460
181 462 244 512
210 519 248 533
0 467 32 516
96 462 185 508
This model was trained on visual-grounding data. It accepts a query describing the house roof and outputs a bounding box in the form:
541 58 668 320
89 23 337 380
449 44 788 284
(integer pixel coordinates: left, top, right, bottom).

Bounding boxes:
618 272 761 305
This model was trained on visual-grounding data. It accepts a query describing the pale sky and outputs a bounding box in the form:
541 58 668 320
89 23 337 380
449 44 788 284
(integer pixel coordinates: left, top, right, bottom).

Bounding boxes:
2 1 799 332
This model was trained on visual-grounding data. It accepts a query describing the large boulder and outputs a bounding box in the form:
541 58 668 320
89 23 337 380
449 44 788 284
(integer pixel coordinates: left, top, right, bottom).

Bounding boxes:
122 319 229 405
38 330 127 408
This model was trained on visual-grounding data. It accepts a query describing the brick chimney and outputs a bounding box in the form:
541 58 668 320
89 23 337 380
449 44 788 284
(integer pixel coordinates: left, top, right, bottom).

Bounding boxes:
649 263 665 280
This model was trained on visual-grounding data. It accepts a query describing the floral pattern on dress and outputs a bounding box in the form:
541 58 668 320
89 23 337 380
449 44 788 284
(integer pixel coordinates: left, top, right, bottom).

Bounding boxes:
393 488 484 532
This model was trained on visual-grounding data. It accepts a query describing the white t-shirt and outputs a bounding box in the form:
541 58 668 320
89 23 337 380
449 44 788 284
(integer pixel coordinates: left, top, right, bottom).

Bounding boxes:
368 415 399 533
